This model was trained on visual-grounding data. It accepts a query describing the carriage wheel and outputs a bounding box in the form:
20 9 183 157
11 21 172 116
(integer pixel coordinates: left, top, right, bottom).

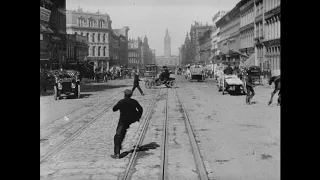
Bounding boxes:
145 81 150 89
54 86 59 100
170 80 175 88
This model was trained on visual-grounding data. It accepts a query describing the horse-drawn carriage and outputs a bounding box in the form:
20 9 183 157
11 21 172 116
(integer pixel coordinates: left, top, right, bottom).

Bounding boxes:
188 64 206 82
94 67 108 83
144 65 176 89
52 70 81 100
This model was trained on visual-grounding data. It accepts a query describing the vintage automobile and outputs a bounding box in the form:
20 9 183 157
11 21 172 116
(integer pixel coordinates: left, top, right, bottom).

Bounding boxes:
145 65 176 88
53 70 81 100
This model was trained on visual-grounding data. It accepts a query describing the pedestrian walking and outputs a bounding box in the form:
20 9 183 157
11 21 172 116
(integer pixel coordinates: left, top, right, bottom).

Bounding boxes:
132 69 145 96
111 89 143 159
245 69 256 105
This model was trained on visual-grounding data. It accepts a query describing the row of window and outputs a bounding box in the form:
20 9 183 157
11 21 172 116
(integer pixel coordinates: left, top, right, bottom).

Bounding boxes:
265 16 280 40
240 8 254 28
129 58 139 64
240 30 254 48
74 31 109 43
89 46 108 57
255 22 264 38
77 18 106 28
128 52 139 57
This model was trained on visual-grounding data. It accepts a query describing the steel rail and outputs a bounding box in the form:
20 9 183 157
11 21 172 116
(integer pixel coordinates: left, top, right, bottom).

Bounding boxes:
40 91 122 141
40 90 123 130
174 88 209 180
160 88 169 180
40 99 119 163
119 89 160 180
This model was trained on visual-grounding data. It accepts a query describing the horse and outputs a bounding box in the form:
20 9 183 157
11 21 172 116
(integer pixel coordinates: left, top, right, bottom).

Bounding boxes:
268 75 281 106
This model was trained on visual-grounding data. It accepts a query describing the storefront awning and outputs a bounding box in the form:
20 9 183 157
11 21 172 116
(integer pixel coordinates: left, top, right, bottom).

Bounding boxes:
240 53 255 68
230 49 249 57
46 27 54 33
40 24 47 32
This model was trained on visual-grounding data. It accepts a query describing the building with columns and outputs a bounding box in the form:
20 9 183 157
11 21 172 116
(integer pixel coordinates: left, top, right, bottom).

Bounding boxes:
66 7 129 71
239 0 255 66
211 11 228 63
263 0 280 76
128 37 142 68
216 2 242 67
198 25 213 64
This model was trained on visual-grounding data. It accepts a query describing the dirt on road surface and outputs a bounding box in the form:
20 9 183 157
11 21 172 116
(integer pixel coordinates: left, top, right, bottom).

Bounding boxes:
40 77 280 180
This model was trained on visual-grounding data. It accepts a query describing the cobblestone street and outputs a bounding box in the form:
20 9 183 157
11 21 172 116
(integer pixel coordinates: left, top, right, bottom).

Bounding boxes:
40 77 280 180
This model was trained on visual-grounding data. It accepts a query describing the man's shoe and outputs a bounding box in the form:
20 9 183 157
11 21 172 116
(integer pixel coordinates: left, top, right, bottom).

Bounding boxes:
110 154 120 159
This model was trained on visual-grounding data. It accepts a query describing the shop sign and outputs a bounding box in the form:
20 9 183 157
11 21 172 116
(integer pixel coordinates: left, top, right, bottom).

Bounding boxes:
40 7 51 22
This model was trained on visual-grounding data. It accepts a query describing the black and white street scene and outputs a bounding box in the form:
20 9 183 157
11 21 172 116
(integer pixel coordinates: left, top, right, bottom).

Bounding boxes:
40 0 280 179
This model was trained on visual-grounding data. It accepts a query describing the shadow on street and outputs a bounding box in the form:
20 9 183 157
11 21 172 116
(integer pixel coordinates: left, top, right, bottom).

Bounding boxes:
119 142 160 159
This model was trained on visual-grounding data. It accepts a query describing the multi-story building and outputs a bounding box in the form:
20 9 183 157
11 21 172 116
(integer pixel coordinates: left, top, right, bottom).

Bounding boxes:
128 37 142 68
263 0 280 76
216 2 242 67
189 22 209 63
66 34 88 69
113 27 130 67
254 0 265 70
66 7 129 71
239 0 255 66
211 11 228 63
179 33 192 66
198 25 213 64
40 0 67 70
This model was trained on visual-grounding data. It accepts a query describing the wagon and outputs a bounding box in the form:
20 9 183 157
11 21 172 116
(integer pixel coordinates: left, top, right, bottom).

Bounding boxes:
219 74 245 95
53 70 81 100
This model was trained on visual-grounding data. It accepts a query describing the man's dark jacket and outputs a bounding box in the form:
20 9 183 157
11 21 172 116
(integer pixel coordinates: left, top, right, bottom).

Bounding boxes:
113 98 143 125
133 73 141 85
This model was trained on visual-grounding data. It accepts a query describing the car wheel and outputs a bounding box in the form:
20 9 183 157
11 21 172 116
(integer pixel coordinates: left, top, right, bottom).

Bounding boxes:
77 85 81 98
54 86 59 100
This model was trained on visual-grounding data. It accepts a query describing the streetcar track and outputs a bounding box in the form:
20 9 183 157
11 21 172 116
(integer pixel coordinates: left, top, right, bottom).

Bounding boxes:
173 88 209 180
40 99 119 164
40 89 123 131
40 94 121 141
41 89 158 164
119 85 209 180
40 80 129 129
118 89 160 180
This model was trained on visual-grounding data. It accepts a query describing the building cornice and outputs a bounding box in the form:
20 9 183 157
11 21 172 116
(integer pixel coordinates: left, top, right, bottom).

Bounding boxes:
265 6 280 20
263 38 280 47
255 14 263 23
239 22 254 32
240 0 254 13
67 25 113 33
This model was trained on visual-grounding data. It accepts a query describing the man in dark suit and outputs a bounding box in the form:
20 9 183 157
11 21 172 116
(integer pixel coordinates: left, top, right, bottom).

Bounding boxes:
132 69 145 96
111 89 143 159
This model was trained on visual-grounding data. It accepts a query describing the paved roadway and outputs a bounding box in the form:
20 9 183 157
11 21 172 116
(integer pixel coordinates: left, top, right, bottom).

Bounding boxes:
40 76 280 180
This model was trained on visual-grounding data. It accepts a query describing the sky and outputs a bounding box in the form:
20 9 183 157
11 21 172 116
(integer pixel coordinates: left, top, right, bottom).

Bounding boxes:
66 0 240 56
